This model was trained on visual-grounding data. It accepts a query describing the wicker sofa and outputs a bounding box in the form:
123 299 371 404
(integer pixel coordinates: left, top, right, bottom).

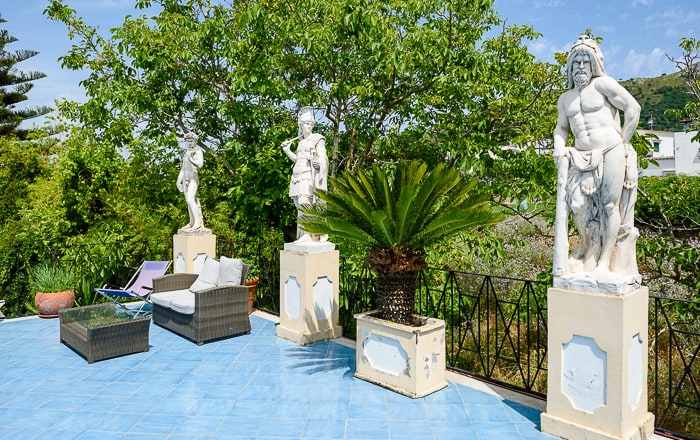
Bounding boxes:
151 258 251 345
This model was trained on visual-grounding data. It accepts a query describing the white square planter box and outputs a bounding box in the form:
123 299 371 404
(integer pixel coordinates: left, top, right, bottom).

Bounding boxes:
355 310 447 398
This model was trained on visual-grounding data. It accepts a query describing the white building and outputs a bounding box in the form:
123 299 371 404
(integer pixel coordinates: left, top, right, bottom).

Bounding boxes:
639 129 700 176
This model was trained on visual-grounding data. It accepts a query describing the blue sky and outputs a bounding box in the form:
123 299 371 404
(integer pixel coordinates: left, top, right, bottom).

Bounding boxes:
2 0 699 122
495 0 699 80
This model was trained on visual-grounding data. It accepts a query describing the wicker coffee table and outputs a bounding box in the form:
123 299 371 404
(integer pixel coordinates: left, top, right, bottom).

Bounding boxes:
59 303 150 363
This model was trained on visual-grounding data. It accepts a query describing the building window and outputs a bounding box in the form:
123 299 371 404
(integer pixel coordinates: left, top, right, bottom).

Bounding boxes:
652 141 660 152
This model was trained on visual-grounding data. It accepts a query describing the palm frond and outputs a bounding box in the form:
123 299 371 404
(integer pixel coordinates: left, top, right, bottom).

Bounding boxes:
299 159 502 254
300 213 378 246
410 207 504 247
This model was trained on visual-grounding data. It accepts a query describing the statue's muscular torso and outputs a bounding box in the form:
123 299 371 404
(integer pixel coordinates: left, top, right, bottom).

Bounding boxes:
560 78 622 151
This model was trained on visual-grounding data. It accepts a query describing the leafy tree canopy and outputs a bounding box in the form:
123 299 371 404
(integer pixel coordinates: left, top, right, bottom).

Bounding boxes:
45 0 563 236
636 175 700 298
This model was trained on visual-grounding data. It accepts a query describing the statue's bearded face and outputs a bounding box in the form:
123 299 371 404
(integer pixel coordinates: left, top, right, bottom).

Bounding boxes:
572 53 592 88
574 70 589 87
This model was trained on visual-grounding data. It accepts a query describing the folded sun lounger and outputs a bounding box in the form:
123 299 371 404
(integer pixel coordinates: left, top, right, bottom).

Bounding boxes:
95 260 171 317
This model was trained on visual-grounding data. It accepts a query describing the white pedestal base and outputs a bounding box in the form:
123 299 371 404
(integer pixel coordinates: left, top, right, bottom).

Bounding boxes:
541 287 654 440
276 249 341 345
355 311 447 398
173 232 216 274
542 411 654 440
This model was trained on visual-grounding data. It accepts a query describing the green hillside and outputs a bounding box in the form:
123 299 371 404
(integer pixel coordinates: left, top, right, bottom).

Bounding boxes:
621 72 694 132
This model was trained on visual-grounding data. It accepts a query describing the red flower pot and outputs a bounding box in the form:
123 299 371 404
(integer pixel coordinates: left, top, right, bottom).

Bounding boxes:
245 277 259 314
35 290 75 318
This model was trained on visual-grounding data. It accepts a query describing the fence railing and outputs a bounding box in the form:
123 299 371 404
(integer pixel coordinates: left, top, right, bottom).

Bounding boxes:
650 296 700 439
417 268 549 396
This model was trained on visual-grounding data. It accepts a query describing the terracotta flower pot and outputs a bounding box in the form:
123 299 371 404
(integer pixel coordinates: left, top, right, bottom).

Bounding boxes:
245 277 259 314
35 290 75 318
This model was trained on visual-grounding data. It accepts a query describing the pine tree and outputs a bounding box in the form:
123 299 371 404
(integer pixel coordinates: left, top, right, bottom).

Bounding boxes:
0 15 51 138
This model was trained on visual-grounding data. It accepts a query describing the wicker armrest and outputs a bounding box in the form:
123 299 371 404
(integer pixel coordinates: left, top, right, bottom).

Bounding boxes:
193 284 248 306
152 273 198 293
153 263 249 294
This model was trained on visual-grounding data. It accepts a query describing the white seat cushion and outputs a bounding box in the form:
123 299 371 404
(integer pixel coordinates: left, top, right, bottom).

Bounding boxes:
189 257 220 292
151 289 192 308
169 294 195 315
217 256 243 286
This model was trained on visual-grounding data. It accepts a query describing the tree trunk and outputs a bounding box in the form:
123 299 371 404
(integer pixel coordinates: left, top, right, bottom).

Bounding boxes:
368 247 427 325
373 267 420 325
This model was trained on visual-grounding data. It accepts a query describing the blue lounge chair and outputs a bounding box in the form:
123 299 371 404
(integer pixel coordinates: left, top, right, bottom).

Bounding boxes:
95 261 171 317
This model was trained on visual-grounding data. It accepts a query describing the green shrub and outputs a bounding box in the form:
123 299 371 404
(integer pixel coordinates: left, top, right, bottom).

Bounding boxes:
637 175 700 231
28 262 74 293
637 175 700 299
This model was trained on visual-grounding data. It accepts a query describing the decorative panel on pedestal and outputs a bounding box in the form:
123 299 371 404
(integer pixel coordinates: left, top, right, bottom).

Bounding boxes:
172 230 215 274
354 310 447 398
276 245 341 345
541 287 654 440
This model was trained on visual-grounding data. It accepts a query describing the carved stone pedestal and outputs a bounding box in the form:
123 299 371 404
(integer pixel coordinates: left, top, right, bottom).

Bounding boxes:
276 244 341 345
173 229 216 274
541 286 654 440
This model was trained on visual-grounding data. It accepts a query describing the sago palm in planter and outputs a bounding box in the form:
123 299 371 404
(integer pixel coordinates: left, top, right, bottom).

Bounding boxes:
300 160 503 396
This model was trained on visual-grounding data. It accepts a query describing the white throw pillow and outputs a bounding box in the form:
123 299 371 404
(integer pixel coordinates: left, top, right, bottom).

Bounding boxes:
217 256 243 286
189 257 220 292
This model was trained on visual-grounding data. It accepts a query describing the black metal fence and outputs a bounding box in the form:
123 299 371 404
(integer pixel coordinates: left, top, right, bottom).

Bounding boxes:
650 296 700 439
418 268 549 395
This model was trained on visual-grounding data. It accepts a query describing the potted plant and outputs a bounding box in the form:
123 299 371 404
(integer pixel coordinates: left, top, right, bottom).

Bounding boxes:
243 258 260 314
29 261 76 319
300 160 503 397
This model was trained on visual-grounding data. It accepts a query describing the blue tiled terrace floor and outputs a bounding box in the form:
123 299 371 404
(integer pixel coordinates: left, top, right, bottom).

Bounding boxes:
0 312 556 439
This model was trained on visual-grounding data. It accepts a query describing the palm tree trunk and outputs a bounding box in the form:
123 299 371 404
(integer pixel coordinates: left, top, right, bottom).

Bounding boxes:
368 247 427 325
373 268 420 325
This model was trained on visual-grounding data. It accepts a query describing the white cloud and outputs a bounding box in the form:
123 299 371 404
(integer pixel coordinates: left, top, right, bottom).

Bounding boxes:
665 27 687 40
621 48 670 78
523 37 571 64
631 0 653 6
596 38 622 66
660 7 700 23
529 40 555 58
649 7 700 31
